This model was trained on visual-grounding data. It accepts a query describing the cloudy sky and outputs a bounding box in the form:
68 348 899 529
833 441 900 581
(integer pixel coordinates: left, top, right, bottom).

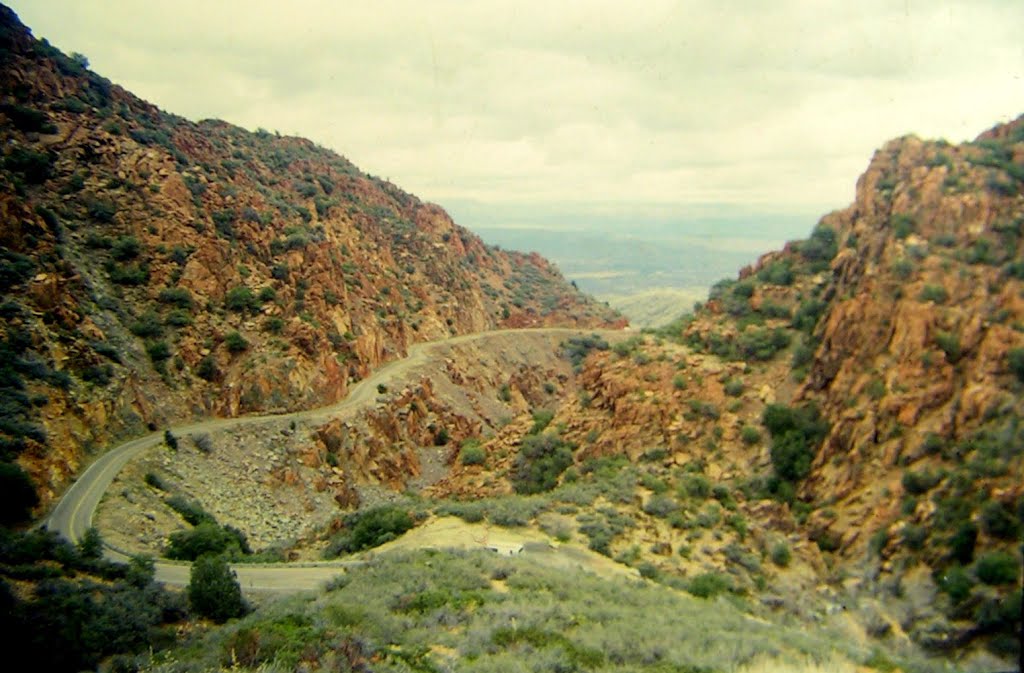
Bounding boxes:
10 1 1024 230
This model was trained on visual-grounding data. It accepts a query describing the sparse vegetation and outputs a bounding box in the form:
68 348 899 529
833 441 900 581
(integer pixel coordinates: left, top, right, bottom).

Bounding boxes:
5 19 1023 671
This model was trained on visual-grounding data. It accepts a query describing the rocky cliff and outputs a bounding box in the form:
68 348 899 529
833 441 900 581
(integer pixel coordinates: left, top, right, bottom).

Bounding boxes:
0 6 622 509
429 115 1024 661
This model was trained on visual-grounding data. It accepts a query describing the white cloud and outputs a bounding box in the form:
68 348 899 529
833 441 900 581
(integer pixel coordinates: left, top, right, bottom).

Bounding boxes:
9 0 1024 221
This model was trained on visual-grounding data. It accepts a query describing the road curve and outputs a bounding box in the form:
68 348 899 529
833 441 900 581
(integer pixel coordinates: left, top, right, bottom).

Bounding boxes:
45 327 625 591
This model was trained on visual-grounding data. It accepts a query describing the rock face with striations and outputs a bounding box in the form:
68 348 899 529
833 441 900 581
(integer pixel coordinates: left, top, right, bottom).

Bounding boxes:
0 6 622 507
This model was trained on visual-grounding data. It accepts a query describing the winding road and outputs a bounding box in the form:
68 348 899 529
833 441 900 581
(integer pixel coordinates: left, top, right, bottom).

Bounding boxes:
45 327 624 591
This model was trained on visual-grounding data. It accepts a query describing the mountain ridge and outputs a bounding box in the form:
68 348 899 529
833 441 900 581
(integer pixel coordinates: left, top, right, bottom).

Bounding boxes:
427 113 1024 662
0 4 621 509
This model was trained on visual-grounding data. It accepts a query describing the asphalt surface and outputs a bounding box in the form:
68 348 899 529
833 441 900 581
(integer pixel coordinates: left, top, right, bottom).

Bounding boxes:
45 327 624 592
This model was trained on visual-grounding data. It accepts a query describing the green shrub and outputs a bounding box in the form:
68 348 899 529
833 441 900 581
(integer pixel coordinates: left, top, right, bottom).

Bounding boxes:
145 340 170 364
1 103 56 133
891 213 915 239
79 363 114 386
110 236 140 261
611 336 643 358
224 286 258 313
107 262 148 285
561 333 606 370
865 377 887 400
224 331 248 353
3 147 52 183
933 331 961 363
459 444 486 466
530 409 555 434
85 195 117 222
902 524 927 550
918 285 949 304
157 286 193 309
770 540 792 567
740 425 761 445
196 355 218 381
326 506 414 556
165 309 192 327
799 225 838 263
0 248 36 291
165 522 248 561
901 469 942 495
642 495 679 519
188 553 247 622
0 461 39 525
762 403 829 483
264 316 285 334
937 565 974 604
757 260 794 285
868 529 889 556
513 433 574 494
979 501 1020 540
686 572 731 599
129 311 163 338
212 209 236 239
791 299 827 332
974 551 1020 585
723 378 744 397
737 327 790 361
1003 260 1024 280
165 495 216 526
732 280 755 298
680 474 711 499
891 258 914 279
491 626 604 669
919 433 945 455
1008 348 1024 382
948 522 978 564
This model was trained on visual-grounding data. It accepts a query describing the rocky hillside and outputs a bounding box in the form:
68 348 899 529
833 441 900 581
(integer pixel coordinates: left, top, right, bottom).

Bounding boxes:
431 115 1024 663
0 6 621 510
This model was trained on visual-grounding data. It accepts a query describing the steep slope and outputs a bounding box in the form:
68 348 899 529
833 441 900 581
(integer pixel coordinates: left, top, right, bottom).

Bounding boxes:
430 115 1024 663
0 6 622 510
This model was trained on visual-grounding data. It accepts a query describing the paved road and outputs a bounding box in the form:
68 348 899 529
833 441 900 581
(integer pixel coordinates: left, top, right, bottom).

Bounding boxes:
45 327 624 592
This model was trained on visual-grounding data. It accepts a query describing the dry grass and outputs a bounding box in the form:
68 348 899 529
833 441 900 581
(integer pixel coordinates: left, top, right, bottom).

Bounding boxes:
737 655 867 673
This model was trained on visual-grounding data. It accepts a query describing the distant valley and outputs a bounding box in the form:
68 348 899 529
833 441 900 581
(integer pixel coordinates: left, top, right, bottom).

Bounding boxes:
459 213 815 326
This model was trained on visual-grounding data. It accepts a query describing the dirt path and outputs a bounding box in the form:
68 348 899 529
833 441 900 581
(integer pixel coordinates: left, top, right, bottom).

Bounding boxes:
46 327 627 591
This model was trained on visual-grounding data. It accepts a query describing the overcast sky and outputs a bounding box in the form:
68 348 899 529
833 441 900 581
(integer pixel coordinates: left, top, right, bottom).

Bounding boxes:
10 1 1024 228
